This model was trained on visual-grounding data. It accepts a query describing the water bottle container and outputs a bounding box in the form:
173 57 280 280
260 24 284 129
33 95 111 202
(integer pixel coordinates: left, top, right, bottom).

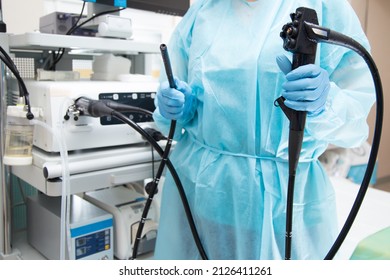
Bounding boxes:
3 105 35 166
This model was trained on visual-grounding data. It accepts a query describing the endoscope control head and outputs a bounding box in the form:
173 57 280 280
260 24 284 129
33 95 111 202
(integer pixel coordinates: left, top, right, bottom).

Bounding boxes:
280 7 319 57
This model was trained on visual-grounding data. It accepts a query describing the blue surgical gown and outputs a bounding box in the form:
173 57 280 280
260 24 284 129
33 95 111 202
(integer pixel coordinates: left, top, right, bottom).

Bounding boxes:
152 0 375 260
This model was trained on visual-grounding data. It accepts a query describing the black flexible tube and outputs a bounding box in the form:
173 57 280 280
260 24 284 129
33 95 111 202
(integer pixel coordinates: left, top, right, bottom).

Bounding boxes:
285 174 295 260
323 36 383 261
0 46 34 119
130 43 178 259
303 22 384 260
128 43 209 259
111 111 208 260
130 115 175 259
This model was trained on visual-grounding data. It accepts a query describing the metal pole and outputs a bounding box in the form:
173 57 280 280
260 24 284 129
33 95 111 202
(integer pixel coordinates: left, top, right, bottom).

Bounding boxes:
0 52 5 256
0 31 12 256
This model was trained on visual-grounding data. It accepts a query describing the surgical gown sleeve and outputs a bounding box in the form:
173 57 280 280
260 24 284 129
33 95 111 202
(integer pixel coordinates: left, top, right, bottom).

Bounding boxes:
305 2 376 148
152 0 205 140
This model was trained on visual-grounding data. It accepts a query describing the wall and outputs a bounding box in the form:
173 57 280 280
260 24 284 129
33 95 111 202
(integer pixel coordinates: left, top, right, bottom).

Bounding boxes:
365 0 390 184
2 0 44 34
349 0 368 30
349 0 390 185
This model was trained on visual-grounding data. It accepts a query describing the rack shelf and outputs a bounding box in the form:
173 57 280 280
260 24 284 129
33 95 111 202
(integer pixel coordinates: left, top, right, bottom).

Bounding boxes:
8 32 160 55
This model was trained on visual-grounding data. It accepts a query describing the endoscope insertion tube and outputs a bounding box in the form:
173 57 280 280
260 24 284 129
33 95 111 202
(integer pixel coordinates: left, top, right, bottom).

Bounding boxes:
302 19 384 260
131 44 208 260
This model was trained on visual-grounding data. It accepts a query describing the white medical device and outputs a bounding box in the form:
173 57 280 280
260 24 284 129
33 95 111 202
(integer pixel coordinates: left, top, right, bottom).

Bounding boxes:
27 193 114 260
84 185 159 260
25 80 158 152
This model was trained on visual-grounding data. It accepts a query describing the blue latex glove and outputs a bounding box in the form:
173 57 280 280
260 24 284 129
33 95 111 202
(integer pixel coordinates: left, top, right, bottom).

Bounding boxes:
156 77 193 120
276 55 330 115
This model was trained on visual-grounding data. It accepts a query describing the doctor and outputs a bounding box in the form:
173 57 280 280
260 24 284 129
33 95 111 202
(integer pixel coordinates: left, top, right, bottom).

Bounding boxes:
153 0 375 259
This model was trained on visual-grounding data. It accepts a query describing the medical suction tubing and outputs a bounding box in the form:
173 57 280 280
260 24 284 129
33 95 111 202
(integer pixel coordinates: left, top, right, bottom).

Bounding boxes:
302 21 384 260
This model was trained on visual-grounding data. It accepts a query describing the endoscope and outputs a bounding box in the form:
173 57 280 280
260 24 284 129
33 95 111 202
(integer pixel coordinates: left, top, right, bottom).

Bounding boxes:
277 7 383 260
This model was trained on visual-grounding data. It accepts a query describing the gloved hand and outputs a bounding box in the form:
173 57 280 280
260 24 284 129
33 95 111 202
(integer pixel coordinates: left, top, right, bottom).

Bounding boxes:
156 77 193 120
276 55 330 115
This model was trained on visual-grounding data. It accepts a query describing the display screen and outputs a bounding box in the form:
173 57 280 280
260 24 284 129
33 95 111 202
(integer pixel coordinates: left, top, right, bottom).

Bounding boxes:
83 0 190 16
75 229 111 259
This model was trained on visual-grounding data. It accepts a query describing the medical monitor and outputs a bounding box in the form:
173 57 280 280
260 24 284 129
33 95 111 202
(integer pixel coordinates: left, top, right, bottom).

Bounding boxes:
82 0 190 16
